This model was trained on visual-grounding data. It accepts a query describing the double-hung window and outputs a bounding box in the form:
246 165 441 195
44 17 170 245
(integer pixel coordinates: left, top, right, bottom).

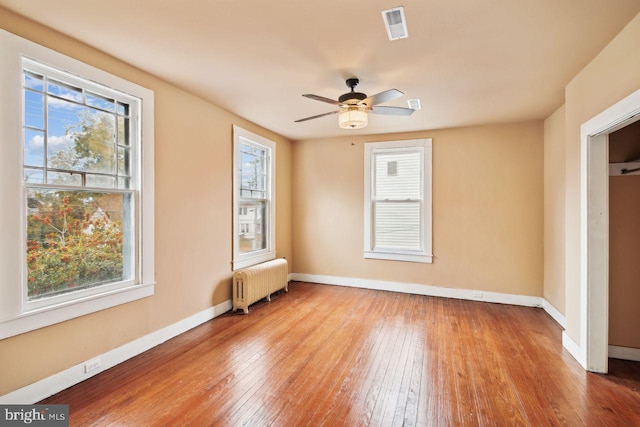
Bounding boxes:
232 125 276 270
0 30 155 339
364 139 433 263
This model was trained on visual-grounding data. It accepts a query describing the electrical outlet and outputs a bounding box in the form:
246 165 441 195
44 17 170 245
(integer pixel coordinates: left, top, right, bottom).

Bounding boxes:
84 357 102 374
472 291 483 299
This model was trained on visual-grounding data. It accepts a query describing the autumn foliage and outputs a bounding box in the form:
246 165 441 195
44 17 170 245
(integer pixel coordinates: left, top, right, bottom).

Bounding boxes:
27 193 124 299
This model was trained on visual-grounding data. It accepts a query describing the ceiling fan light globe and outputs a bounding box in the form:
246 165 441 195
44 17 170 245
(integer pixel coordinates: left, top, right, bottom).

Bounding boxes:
339 109 368 129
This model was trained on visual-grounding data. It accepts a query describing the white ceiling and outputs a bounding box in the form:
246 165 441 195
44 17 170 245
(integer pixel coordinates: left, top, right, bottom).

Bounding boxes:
2 0 640 141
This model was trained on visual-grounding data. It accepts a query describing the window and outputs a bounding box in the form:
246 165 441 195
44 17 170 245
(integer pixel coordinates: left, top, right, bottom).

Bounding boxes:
232 125 276 270
0 30 155 339
364 139 432 263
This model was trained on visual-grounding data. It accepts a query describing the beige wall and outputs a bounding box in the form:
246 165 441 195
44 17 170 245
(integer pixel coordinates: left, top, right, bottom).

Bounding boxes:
543 105 566 314
562 12 640 344
0 9 293 396
293 122 543 296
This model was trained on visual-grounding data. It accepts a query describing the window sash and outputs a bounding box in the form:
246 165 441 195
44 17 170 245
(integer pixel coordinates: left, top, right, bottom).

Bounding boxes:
23 185 138 310
372 199 423 251
373 148 423 202
237 199 268 254
22 59 133 190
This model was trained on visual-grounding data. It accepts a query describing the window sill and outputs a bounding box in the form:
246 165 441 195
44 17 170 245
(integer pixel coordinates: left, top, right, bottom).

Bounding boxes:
0 282 155 340
364 250 433 264
233 251 276 271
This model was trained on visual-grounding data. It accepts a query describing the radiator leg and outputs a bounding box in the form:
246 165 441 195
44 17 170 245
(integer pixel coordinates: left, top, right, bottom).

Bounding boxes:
243 306 249 315
266 293 272 302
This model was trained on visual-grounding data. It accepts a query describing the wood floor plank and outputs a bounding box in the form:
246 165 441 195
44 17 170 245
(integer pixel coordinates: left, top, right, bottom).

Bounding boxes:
39 282 640 426
268 289 382 427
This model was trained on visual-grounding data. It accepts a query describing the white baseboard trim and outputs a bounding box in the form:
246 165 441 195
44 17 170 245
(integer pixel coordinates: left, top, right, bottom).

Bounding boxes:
0 299 232 404
562 331 587 369
290 273 543 308
609 345 640 362
541 299 567 329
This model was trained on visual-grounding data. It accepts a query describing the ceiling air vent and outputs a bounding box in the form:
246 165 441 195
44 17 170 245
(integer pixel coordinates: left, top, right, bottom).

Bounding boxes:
381 6 409 41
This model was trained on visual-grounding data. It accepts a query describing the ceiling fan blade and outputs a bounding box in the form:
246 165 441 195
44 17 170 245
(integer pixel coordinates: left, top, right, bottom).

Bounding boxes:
295 110 339 123
302 94 341 106
364 89 404 106
370 106 415 116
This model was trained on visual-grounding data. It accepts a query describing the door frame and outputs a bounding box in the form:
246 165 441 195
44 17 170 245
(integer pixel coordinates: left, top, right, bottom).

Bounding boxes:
580 89 640 373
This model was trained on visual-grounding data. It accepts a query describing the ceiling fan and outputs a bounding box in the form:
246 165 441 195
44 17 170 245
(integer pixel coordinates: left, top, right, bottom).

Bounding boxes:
295 78 415 129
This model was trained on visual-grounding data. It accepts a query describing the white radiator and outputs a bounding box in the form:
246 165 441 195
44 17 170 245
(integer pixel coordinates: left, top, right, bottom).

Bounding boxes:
233 258 289 314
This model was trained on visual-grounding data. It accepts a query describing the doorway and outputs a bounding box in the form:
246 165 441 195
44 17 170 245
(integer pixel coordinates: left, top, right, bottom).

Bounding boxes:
608 121 640 363
581 89 640 373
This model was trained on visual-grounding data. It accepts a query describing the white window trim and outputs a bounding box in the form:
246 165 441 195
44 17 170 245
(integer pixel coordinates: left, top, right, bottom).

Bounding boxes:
0 30 155 339
232 125 276 270
364 138 433 263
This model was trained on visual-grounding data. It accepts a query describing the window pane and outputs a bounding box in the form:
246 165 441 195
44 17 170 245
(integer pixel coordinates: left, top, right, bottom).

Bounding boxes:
24 168 44 184
374 150 421 200
24 90 44 129
78 111 115 174
24 71 44 91
238 201 266 254
117 102 128 116
86 91 114 112
24 129 45 167
240 143 267 195
47 79 83 103
117 116 130 146
48 100 116 174
48 171 83 186
26 189 133 300
117 177 130 189
86 175 115 188
374 201 421 250
47 98 87 169
118 146 130 176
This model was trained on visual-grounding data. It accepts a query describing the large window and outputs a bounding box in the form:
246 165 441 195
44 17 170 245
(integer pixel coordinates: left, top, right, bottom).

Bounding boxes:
232 126 276 270
364 139 433 263
23 59 136 304
0 30 155 339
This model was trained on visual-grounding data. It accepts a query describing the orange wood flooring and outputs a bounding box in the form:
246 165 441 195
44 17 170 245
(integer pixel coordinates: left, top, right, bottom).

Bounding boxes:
41 282 640 426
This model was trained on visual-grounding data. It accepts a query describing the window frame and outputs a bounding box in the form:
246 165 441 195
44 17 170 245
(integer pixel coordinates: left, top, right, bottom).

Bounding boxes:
0 30 155 339
364 138 433 263
232 125 276 270
22 59 138 310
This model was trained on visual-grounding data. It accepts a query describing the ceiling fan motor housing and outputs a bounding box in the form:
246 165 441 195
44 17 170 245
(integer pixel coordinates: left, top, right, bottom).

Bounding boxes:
339 92 367 104
339 77 367 105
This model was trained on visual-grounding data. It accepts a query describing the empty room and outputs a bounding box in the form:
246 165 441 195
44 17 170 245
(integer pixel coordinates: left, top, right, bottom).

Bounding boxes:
1 1 640 425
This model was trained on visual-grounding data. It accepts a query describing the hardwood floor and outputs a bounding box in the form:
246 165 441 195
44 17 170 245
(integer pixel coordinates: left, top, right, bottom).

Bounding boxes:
41 282 640 426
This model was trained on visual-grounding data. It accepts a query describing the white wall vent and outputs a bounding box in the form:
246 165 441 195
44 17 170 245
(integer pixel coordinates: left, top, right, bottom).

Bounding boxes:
382 7 409 41
407 98 422 110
